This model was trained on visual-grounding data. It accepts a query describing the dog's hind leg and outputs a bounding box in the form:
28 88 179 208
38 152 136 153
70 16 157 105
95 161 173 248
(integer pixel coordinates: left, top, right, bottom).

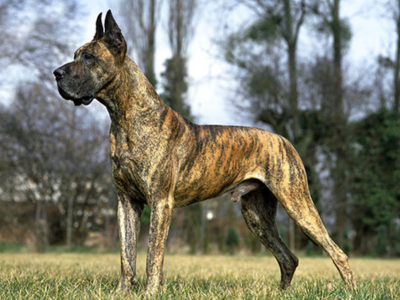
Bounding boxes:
240 187 299 289
265 137 356 289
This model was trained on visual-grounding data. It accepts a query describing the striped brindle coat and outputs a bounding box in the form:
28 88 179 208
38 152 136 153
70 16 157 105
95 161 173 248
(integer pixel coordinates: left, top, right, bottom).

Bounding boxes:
54 10 356 295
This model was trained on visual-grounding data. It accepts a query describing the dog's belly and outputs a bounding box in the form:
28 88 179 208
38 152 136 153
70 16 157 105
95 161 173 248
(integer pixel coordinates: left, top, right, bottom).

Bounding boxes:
172 153 265 207
173 176 238 207
173 164 265 207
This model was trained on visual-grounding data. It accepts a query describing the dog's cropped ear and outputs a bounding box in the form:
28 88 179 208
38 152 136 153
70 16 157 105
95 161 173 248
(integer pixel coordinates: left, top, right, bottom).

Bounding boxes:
93 13 104 40
104 10 127 62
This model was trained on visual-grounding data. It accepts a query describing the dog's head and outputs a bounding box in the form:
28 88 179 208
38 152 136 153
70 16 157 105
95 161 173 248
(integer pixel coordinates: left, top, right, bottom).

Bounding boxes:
53 10 126 106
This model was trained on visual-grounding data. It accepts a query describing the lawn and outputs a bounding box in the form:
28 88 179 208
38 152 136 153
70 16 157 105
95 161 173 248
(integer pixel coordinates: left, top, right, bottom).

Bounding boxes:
0 252 399 299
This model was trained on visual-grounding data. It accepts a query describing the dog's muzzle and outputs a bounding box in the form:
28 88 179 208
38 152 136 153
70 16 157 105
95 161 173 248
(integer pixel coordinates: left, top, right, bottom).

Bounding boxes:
53 67 94 106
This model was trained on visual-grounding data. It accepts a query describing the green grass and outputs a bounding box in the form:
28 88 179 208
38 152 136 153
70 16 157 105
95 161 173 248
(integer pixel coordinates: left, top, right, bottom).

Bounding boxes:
0 243 26 253
0 253 399 299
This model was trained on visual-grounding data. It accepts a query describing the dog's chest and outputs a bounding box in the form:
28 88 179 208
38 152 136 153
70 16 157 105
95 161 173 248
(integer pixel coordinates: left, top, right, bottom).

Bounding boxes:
111 149 146 201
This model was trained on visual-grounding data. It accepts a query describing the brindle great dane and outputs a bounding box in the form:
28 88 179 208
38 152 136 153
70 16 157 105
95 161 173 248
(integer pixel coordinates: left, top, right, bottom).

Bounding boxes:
53 10 356 294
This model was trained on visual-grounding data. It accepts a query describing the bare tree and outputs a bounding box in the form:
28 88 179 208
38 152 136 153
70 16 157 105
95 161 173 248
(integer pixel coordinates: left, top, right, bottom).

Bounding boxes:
0 1 79 80
167 0 197 57
389 0 400 113
375 1 400 113
161 0 197 119
224 0 308 141
0 82 113 250
117 0 162 86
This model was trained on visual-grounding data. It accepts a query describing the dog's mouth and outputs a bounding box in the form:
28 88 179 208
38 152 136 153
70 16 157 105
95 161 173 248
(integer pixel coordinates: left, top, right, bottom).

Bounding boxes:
74 96 94 106
57 85 94 106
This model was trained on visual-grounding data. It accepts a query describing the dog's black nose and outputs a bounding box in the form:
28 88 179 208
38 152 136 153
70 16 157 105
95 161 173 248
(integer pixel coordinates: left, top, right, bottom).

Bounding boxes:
53 68 66 80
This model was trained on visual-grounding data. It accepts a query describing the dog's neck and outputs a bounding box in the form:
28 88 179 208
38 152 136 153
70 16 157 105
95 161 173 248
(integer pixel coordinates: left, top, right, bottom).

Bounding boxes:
96 56 169 128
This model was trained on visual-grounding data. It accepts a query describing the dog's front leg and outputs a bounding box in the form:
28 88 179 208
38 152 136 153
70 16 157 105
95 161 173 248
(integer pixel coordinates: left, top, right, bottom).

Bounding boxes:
117 192 144 293
145 200 172 294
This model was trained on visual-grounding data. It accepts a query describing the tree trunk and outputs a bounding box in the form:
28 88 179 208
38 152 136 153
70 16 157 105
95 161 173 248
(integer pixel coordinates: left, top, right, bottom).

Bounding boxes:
333 148 347 249
284 0 299 138
34 200 48 252
332 0 343 116
146 0 157 86
284 0 302 249
289 219 296 251
331 0 347 249
288 43 299 136
394 2 400 113
66 195 74 249
186 204 200 254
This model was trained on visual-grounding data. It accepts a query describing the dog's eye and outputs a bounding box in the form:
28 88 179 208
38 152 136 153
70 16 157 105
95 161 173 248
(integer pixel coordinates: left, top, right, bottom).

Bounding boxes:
82 52 95 61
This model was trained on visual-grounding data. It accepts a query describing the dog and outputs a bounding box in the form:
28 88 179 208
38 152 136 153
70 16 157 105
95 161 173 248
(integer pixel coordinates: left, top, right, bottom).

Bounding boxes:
53 10 356 294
